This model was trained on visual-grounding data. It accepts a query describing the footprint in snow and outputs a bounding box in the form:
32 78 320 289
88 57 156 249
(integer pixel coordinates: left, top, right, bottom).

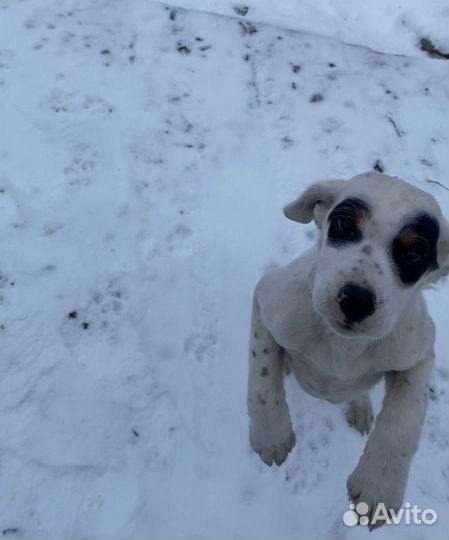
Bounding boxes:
64 142 97 187
165 224 194 254
183 331 217 362
284 416 335 494
60 276 128 357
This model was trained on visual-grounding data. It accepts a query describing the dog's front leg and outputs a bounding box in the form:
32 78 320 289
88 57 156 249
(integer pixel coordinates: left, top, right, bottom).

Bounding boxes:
247 296 296 466
347 354 434 529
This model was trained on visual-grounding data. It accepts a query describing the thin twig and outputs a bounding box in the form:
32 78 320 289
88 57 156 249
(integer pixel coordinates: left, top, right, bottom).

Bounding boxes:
385 115 402 138
426 179 449 191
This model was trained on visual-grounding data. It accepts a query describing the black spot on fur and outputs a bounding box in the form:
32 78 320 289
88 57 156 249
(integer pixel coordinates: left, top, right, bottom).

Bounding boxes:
391 213 439 285
327 198 370 246
373 261 384 275
260 367 268 377
252 349 256 358
361 245 373 255
262 348 270 354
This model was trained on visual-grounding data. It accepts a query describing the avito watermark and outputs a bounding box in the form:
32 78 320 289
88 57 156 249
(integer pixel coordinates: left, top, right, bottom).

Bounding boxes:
343 501 437 528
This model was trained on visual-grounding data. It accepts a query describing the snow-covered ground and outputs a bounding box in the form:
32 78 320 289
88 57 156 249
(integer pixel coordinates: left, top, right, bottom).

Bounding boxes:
173 0 449 57
0 1 447 538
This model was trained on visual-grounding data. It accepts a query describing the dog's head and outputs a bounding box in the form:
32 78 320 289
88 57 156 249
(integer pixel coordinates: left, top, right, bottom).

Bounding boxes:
284 171 449 339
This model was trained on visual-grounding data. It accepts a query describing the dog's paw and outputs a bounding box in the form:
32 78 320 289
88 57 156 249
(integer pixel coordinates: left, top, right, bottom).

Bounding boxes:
345 395 373 435
347 455 407 530
250 423 296 467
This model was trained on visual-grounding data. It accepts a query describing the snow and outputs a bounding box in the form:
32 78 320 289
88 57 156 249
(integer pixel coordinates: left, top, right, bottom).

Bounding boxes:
0 0 447 538
171 0 449 57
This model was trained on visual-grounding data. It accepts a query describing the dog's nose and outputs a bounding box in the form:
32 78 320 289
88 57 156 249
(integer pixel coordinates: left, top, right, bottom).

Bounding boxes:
338 283 376 324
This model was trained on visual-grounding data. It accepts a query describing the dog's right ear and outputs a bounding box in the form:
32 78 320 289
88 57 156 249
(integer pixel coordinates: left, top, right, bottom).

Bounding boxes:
283 180 346 228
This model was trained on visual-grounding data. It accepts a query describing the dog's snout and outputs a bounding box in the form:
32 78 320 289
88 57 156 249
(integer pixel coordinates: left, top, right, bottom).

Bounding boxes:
338 283 376 324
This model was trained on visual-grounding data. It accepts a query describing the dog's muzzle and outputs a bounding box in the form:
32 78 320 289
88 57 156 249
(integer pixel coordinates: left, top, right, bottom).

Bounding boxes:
337 283 376 325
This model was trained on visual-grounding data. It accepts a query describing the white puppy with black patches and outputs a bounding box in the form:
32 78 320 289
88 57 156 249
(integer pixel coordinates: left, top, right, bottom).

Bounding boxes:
247 171 449 528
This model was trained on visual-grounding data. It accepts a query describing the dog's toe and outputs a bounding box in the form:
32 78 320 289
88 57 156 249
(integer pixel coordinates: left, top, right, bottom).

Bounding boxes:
250 426 296 467
259 449 274 466
273 447 288 466
345 395 373 435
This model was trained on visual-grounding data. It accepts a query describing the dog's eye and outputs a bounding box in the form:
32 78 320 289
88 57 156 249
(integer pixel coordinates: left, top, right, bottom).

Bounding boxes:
328 217 357 239
402 239 429 265
403 251 422 264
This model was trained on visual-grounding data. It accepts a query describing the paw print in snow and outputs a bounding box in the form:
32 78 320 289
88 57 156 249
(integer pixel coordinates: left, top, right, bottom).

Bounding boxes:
166 224 194 254
183 332 217 362
47 91 112 116
61 277 128 356
284 416 334 493
83 95 113 115
0 49 15 85
0 270 15 306
48 90 78 113
64 143 97 186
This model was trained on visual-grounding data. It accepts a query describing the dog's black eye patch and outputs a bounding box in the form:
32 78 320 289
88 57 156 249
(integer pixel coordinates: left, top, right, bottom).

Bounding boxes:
327 197 370 246
392 213 439 285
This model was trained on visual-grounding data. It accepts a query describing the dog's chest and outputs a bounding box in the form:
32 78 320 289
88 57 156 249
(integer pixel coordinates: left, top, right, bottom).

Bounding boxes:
285 337 382 402
266 300 376 374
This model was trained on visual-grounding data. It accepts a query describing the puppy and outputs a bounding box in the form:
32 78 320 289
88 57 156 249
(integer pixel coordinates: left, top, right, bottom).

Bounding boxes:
247 171 449 527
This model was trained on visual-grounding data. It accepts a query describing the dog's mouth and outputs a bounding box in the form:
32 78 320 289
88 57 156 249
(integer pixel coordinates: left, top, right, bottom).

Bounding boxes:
324 316 368 338
324 314 388 341
336 320 368 335
338 321 356 331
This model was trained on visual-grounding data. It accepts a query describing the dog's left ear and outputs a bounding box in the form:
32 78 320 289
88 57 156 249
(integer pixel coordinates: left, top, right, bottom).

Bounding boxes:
283 180 346 228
